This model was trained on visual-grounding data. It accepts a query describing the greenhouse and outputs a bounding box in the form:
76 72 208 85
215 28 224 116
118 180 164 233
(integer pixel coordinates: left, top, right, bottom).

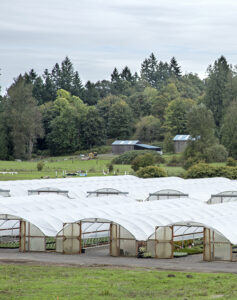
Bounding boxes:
1 176 237 261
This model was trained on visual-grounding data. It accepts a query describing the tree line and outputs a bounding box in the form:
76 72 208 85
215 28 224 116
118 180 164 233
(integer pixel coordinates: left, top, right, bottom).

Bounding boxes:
0 54 237 160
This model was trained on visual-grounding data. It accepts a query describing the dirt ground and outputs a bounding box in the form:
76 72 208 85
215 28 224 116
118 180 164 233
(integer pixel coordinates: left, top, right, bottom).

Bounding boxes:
1 246 237 273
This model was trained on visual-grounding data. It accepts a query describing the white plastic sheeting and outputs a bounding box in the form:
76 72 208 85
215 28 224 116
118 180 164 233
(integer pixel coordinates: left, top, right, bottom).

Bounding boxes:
1 192 237 243
1 176 237 202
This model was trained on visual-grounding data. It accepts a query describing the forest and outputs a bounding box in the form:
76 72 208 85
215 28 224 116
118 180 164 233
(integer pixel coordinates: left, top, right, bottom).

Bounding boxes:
0 53 237 164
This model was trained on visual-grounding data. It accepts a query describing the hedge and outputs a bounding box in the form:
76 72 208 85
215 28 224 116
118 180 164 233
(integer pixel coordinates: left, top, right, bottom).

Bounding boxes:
112 150 164 165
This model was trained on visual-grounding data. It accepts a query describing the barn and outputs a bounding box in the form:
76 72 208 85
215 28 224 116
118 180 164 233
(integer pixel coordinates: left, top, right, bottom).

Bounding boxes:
173 135 191 153
112 140 161 155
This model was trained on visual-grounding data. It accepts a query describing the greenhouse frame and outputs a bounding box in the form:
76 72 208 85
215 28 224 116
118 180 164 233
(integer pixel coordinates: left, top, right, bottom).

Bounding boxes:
1 176 237 261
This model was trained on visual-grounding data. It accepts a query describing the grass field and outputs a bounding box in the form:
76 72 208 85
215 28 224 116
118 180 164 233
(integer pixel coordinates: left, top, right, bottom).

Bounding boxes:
0 265 237 299
0 153 185 181
0 156 132 181
0 153 228 181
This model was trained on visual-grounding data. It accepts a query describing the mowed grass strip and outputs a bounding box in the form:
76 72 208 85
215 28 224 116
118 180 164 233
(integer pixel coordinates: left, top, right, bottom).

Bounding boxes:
0 265 237 299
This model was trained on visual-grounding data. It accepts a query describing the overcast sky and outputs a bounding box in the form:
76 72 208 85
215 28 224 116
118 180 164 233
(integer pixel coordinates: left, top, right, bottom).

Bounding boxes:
0 0 237 94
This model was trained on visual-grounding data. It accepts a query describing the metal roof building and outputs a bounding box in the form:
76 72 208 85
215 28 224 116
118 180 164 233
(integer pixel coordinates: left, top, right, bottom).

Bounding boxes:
112 140 161 155
173 135 192 153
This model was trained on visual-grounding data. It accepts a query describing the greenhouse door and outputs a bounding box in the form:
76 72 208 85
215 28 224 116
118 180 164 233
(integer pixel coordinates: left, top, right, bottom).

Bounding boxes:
204 228 232 261
155 226 173 258
110 223 120 256
19 221 45 252
62 223 81 254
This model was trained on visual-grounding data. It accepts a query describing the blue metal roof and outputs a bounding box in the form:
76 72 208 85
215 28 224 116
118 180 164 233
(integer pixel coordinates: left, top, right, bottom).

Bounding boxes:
173 135 191 141
135 144 160 150
112 140 140 145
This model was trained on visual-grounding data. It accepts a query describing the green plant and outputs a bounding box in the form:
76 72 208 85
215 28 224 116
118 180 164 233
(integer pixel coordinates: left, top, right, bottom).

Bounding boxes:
226 157 236 167
136 166 167 178
204 144 228 163
108 163 114 173
182 157 204 170
185 163 237 179
36 161 44 171
112 150 164 165
131 153 155 172
166 155 182 167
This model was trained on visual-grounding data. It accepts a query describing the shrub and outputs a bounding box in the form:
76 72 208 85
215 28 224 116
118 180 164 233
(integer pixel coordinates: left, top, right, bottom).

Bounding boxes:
166 155 182 167
108 163 114 173
131 153 155 172
185 163 216 178
37 161 44 171
226 157 236 167
136 166 167 178
204 144 228 163
182 157 205 170
185 163 237 179
112 150 164 165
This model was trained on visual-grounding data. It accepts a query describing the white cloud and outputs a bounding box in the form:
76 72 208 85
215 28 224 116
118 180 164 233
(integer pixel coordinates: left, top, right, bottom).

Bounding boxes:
1 0 237 93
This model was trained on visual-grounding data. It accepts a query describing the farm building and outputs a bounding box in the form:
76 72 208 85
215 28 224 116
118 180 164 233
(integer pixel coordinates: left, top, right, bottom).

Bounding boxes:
1 176 237 261
173 135 192 153
112 140 161 155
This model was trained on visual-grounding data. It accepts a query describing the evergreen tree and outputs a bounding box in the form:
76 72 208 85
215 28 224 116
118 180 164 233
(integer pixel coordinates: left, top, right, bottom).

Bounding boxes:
111 67 123 94
71 71 84 98
0 98 13 159
84 81 100 105
170 57 182 77
121 66 133 82
42 69 57 102
141 53 158 87
204 56 233 129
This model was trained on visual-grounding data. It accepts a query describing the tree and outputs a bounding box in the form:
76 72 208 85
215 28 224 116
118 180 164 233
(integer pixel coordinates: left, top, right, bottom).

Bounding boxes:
121 66 133 82
141 53 159 87
127 92 152 119
164 98 195 135
176 73 205 99
110 67 124 95
184 104 216 159
80 107 106 149
107 100 133 139
0 98 12 160
42 69 57 102
221 101 237 158
134 116 161 142
170 57 182 77
5 76 44 159
47 107 80 155
97 95 122 127
83 81 100 105
46 89 88 155
204 56 233 129
151 83 180 122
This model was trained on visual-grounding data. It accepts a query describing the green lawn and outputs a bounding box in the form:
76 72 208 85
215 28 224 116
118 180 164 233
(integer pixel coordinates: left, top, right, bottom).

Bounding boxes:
0 157 132 181
0 265 237 299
